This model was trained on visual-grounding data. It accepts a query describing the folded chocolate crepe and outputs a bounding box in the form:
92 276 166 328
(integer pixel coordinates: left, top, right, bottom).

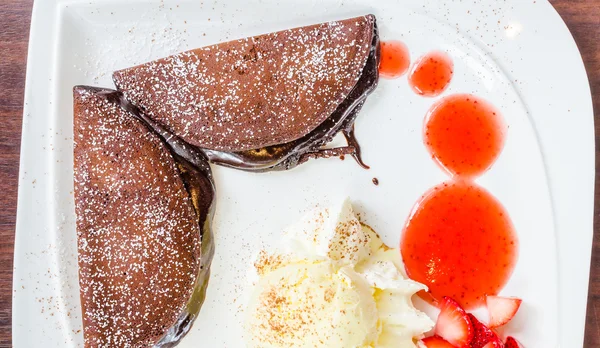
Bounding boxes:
73 86 215 347
113 15 380 171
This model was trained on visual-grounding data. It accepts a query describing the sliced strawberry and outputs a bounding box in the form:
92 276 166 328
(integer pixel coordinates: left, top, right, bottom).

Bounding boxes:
421 335 456 348
434 297 474 347
486 295 522 328
468 313 504 348
505 336 522 348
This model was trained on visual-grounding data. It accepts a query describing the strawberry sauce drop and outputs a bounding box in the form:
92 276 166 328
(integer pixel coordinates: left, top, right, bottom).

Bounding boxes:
424 94 507 178
378 41 410 78
409 51 453 97
400 181 518 309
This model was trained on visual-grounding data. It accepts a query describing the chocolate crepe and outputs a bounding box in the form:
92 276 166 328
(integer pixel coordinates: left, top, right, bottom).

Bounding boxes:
73 86 215 347
114 15 380 171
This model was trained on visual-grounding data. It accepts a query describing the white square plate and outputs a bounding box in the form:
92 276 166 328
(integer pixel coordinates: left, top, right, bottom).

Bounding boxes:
13 0 594 347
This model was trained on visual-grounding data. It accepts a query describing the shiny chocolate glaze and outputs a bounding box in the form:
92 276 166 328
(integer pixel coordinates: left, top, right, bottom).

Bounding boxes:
202 22 380 172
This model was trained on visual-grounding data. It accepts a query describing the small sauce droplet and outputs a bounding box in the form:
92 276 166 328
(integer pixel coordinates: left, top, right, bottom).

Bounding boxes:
372 177 379 186
409 51 453 97
378 41 410 79
400 180 518 309
424 94 506 178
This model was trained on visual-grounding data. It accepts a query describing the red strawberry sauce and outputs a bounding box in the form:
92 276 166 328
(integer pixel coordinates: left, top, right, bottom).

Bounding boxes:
388 41 518 309
409 50 453 96
401 180 518 309
424 94 507 178
378 41 410 78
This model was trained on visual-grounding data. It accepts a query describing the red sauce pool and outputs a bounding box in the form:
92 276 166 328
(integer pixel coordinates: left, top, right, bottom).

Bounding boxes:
424 94 506 178
378 41 410 78
401 180 518 309
409 51 453 97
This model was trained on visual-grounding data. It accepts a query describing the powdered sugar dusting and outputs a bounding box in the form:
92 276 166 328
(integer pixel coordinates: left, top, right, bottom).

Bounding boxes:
72 87 201 347
113 15 375 152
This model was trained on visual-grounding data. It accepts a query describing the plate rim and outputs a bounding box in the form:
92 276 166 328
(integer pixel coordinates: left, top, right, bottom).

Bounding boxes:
12 0 595 347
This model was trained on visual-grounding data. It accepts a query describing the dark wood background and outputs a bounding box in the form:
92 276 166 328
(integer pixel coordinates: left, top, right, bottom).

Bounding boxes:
0 0 598 346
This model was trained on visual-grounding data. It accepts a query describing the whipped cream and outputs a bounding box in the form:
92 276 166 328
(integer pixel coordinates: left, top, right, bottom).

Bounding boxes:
245 199 434 347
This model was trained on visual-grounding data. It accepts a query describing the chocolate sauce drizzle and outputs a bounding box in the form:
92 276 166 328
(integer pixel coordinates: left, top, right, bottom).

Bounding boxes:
343 125 370 170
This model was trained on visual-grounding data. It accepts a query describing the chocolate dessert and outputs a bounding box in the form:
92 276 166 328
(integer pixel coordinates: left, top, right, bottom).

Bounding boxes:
73 86 215 347
114 15 380 171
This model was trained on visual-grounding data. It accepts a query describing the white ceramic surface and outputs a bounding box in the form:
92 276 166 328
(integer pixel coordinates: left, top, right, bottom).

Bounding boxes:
13 0 594 347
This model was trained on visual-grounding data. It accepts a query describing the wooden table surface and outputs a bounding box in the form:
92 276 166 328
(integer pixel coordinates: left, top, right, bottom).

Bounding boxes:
0 0 598 346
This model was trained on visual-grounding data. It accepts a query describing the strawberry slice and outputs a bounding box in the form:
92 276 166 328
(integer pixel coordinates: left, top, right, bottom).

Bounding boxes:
468 313 504 348
421 336 456 348
486 295 522 328
505 336 522 348
434 297 474 347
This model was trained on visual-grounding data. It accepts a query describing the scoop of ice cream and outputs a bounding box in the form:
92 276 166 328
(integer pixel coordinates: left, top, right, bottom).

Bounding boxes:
245 199 434 348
